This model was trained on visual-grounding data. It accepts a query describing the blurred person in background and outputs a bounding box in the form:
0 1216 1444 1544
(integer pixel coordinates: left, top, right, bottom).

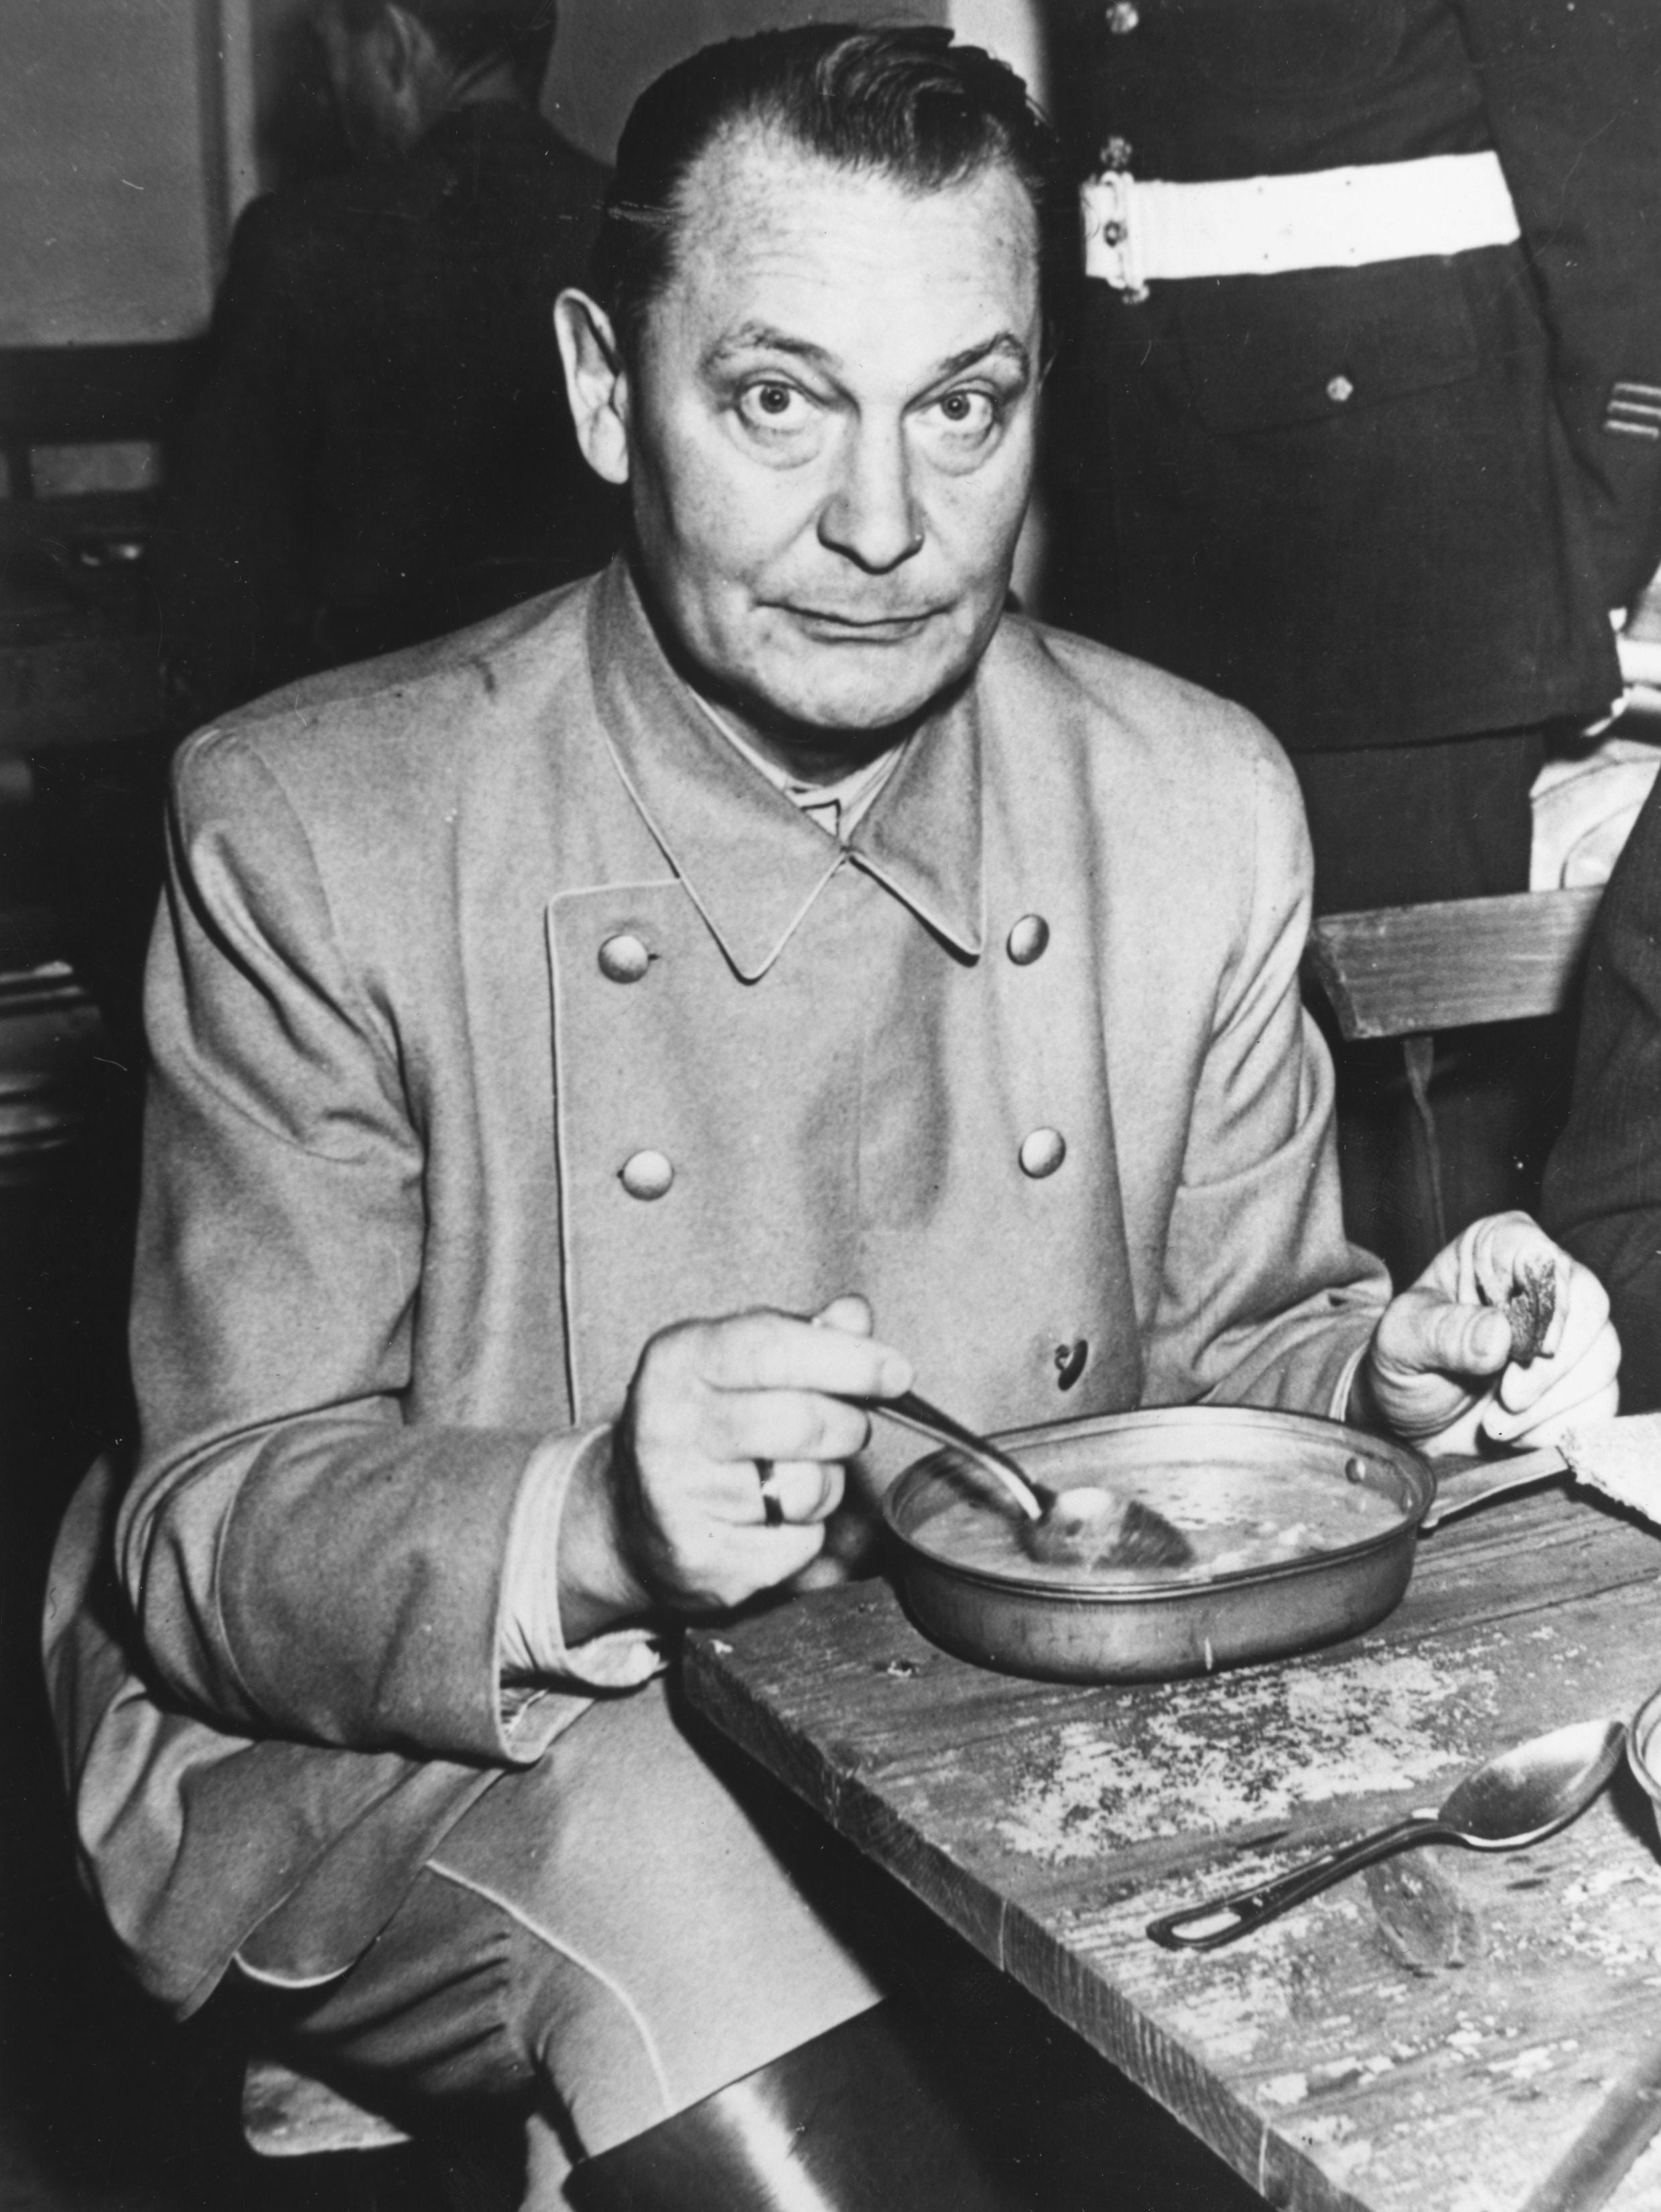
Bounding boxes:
1041 0 1661 1280
153 0 618 729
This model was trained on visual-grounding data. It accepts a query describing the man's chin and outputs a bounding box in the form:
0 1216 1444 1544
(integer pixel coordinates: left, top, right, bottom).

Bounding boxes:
744 642 974 739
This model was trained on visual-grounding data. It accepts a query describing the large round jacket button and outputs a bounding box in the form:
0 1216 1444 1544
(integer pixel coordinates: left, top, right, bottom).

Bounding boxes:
598 932 651 983
620 1150 674 1200
1018 1128 1067 1179
1006 914 1050 965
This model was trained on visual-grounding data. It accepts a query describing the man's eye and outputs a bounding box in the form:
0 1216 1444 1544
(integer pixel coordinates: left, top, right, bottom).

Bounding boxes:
933 391 997 435
737 383 811 431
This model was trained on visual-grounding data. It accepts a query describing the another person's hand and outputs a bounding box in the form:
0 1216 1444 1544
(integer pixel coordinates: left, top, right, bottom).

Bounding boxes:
1356 1213 1619 1457
559 1295 911 1637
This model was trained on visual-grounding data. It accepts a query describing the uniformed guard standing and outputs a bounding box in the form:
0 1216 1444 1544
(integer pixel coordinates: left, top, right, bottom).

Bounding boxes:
1042 0 1661 1272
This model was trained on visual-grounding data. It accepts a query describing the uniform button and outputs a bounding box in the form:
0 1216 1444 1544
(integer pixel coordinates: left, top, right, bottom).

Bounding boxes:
1018 1127 1067 1179
1326 374 1355 405
1006 913 1050 966
1106 2 1140 31
1055 1338 1089 1391
598 932 651 983
1098 135 1133 171
620 1150 674 1200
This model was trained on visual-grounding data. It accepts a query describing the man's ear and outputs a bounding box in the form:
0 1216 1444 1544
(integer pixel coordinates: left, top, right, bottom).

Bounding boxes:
554 291 631 486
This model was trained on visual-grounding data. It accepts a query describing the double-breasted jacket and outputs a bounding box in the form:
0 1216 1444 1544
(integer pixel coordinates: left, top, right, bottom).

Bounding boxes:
46 562 1387 2016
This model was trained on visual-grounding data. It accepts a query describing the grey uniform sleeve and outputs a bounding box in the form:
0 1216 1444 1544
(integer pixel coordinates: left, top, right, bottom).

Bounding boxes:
1143 740 1390 1415
117 728 624 1767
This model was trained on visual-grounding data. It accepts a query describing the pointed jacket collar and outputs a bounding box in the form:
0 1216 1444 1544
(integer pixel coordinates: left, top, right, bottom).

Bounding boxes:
587 559 984 981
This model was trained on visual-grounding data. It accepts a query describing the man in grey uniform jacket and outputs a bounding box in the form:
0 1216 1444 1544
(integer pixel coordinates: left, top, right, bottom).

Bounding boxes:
44 28 1619 2211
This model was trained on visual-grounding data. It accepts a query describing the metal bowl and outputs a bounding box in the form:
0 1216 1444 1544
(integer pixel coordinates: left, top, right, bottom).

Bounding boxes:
881 1403 1434 1683
1626 1683 1661 1850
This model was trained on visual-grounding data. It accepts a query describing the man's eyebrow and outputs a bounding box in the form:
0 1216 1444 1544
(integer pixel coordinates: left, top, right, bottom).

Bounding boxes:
703 325 837 372
927 333 1032 383
702 327 1033 380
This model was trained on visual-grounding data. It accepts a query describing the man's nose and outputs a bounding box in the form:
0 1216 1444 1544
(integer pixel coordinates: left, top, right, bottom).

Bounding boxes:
817 423 923 573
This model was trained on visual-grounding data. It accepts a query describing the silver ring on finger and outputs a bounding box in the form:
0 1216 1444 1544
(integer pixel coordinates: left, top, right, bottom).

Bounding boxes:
756 1461 784 1527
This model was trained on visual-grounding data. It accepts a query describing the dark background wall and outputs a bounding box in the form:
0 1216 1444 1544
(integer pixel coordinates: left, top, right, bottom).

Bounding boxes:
0 0 228 347
1 0 1048 351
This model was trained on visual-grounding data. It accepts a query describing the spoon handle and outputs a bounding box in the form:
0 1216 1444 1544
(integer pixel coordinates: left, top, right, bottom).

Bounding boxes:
1146 1815 1449 1949
873 1392 1047 1521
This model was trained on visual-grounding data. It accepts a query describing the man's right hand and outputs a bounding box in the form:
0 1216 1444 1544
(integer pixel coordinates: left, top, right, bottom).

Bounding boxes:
556 1295 912 1641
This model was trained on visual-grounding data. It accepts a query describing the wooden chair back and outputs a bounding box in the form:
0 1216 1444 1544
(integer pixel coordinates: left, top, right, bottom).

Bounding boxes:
1303 886 1603 1252
1305 887 1603 1042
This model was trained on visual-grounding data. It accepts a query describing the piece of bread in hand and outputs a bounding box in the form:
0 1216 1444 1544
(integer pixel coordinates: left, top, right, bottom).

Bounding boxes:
1560 1415 1661 1525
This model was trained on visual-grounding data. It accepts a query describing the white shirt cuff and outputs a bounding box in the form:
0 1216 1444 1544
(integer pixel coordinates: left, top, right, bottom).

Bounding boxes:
498 1429 664 1693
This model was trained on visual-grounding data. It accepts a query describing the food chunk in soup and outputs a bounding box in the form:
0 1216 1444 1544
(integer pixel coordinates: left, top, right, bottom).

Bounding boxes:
912 1458 1404 1583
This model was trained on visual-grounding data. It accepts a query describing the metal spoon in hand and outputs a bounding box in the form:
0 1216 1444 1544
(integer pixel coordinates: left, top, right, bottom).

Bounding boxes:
874 1390 1195 1572
1146 1715 1626 1950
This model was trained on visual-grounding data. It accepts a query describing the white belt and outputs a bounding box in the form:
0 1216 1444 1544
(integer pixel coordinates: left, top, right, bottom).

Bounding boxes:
1082 151 1520 295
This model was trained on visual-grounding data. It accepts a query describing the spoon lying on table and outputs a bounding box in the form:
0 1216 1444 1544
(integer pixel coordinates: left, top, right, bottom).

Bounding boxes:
1145 1714 1626 1951
872 1389 1195 1571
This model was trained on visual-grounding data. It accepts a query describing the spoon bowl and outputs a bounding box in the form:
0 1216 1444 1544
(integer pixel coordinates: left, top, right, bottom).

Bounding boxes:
874 1391 1195 1570
1441 1718 1625 1844
1147 1714 1627 1949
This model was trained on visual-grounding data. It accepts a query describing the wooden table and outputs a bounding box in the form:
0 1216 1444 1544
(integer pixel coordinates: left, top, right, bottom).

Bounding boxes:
684 1485 1661 2212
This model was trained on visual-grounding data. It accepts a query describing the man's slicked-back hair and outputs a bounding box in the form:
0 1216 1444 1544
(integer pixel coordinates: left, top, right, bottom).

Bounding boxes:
590 25 1079 367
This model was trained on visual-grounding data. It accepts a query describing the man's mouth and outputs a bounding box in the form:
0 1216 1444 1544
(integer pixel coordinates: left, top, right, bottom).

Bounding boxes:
783 606 941 642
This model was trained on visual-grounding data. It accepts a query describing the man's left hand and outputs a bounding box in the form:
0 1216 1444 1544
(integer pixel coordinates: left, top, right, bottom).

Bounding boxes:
1357 1212 1620 1456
